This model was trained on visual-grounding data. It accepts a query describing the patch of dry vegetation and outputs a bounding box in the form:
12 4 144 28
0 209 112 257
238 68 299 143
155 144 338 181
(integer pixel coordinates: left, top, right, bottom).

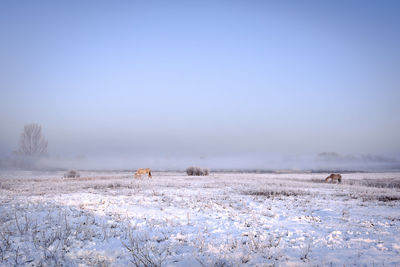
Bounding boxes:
245 189 310 198
309 177 400 189
186 166 210 176
63 170 80 178
356 178 400 189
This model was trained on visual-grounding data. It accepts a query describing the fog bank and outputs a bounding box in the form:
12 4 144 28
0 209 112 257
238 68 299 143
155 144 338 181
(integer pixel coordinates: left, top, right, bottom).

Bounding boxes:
1 152 399 172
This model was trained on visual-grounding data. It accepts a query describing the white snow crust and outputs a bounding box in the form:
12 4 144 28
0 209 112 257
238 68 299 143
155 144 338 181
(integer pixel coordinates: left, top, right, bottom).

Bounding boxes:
1 171 399 266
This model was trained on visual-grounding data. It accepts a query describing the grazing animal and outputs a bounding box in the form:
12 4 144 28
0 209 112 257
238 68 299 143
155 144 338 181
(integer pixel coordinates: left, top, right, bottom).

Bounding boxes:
325 173 342 183
135 168 152 178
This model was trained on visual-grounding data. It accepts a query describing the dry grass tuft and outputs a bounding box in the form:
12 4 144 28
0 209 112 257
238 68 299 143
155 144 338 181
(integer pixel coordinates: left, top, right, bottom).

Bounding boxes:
245 189 309 198
63 170 80 178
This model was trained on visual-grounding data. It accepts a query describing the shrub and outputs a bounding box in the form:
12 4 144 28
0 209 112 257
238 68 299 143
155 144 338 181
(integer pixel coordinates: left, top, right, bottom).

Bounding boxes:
63 170 80 178
186 166 209 176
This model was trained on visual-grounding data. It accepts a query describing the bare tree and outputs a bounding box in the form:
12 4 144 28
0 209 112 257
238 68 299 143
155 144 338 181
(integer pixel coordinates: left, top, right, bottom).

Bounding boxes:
15 124 48 157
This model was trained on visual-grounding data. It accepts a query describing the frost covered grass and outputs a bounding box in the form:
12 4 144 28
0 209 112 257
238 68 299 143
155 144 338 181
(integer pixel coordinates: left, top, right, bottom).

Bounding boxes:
0 171 400 266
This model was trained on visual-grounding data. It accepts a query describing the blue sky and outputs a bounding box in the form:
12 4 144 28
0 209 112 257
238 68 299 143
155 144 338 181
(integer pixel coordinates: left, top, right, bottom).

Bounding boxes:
0 1 399 168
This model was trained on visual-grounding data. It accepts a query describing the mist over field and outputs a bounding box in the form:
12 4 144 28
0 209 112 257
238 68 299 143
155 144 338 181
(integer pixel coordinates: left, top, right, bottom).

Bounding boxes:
1 2 400 265
2 154 400 173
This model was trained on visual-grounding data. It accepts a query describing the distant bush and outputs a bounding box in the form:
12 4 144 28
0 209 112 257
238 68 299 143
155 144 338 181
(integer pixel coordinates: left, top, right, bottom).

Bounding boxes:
186 166 210 176
64 170 80 178
376 195 400 202
246 189 310 198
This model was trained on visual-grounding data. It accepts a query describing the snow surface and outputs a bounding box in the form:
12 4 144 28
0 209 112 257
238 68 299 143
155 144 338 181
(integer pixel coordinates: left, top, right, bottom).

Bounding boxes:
0 171 400 266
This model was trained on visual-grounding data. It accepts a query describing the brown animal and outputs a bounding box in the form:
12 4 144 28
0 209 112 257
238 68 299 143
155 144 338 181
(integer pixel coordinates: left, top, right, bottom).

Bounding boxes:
325 173 342 183
135 168 152 178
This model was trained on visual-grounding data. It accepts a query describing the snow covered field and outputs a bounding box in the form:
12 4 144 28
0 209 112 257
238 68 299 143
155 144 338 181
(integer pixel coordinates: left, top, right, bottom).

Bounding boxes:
1 171 400 266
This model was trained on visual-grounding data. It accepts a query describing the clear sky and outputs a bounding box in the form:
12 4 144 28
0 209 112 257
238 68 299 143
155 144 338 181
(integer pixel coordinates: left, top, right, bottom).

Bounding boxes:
1 0 399 169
